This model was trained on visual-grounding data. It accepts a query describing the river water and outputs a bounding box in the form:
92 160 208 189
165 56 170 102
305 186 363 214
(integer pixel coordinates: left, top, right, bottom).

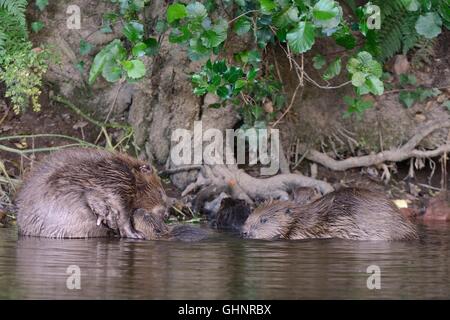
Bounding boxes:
0 223 449 299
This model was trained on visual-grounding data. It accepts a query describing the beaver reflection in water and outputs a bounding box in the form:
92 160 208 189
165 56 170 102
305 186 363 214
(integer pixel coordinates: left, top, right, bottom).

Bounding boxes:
16 148 170 239
132 209 209 242
242 188 418 241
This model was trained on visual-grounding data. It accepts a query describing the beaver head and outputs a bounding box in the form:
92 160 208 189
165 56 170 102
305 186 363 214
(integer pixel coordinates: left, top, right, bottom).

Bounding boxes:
132 208 169 240
241 201 297 240
130 162 171 220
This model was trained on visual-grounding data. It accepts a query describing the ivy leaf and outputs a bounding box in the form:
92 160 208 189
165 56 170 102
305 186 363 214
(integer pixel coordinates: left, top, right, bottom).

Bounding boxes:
415 12 442 39
286 21 315 54
122 60 146 79
312 54 326 69
313 0 339 20
323 58 341 80
186 2 207 18
36 0 48 11
169 26 191 43
399 91 416 108
123 21 144 43
167 3 187 24
365 75 384 95
79 40 93 56
31 21 44 33
259 0 277 14
233 17 252 36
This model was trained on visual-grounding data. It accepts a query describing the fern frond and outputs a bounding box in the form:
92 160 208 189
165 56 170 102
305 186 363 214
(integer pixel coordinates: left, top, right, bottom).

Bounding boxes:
0 0 28 26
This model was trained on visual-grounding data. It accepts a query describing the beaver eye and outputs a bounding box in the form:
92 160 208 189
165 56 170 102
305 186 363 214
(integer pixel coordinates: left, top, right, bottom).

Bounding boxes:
260 217 268 224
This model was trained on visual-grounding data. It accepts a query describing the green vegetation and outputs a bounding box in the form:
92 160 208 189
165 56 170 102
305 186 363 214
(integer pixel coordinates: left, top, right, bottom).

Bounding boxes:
0 0 49 114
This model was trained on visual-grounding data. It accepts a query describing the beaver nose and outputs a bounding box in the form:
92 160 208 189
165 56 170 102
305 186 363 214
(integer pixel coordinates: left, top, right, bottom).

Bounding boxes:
241 231 249 238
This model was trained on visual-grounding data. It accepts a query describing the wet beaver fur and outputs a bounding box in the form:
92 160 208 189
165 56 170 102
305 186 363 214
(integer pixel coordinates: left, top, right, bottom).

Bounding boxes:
291 187 321 205
212 198 251 232
16 148 169 239
132 209 209 242
242 188 418 241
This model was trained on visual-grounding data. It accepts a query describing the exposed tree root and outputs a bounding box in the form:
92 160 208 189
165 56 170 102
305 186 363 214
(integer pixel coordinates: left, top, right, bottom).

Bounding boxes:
181 164 334 205
299 119 450 171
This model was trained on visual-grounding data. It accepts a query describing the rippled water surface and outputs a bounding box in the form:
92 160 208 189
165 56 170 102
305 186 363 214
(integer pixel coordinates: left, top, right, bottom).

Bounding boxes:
1 223 449 299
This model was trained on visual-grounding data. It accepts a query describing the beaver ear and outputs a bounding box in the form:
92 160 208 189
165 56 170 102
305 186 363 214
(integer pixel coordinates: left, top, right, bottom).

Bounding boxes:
139 164 153 174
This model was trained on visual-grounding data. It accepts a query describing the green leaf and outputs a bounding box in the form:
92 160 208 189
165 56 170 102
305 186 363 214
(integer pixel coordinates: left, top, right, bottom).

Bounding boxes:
123 21 144 43
167 3 187 24
313 0 339 20
399 74 417 86
102 61 122 82
415 12 442 39
169 26 191 43
79 40 93 56
247 68 258 81
88 39 124 85
346 58 361 74
216 86 229 98
312 54 326 69
286 21 315 54
367 60 382 78
31 21 44 33
122 59 146 79
333 24 356 49
235 79 247 89
357 51 373 65
75 61 85 73
274 6 299 29
351 71 366 87
365 75 384 95
212 60 227 73
323 58 341 80
259 0 277 14
132 42 148 57
144 38 159 56
399 91 416 108
186 2 207 18
36 0 48 11
201 30 224 48
233 17 252 36
193 87 208 95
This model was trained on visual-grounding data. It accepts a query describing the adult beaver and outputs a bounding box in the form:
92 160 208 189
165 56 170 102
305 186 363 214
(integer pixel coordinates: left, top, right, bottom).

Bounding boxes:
16 148 169 239
132 209 209 242
242 188 418 241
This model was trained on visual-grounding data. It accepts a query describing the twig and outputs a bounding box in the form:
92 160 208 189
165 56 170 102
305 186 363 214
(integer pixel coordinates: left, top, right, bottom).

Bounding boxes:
228 10 258 24
272 84 303 128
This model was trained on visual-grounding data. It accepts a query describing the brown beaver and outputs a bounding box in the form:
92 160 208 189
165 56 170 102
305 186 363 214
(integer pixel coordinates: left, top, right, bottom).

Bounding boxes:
132 209 209 242
242 188 418 241
16 148 169 239
212 198 251 232
291 187 321 205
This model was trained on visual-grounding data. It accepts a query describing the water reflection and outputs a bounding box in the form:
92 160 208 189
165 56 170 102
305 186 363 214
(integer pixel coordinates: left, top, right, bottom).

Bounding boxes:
0 224 449 299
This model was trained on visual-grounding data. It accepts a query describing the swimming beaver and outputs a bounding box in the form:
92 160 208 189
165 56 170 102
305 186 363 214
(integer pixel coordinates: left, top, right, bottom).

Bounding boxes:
242 188 418 241
16 148 169 239
132 209 209 241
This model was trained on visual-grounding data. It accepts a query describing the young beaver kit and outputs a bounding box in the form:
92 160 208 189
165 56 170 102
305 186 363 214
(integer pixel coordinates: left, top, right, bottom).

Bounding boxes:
242 188 418 241
16 148 169 239
132 209 209 242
